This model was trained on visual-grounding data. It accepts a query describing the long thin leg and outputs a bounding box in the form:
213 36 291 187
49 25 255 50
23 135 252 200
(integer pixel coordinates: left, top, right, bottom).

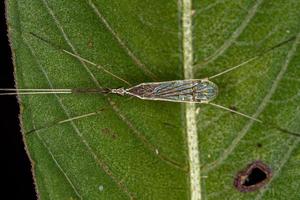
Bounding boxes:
26 107 106 135
208 102 262 123
62 50 131 86
208 36 296 80
29 32 131 86
207 102 300 137
25 94 135 135
209 56 258 79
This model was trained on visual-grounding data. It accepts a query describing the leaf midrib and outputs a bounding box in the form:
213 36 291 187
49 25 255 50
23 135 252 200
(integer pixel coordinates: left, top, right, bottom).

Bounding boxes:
181 0 201 199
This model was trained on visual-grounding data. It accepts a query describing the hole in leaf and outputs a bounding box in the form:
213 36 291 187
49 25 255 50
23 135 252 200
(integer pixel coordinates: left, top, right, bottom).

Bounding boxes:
256 143 263 148
243 167 267 186
234 160 272 192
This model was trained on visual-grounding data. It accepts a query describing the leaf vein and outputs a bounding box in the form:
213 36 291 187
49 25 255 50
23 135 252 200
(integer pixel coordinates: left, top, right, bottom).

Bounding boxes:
203 31 300 173
195 0 264 68
38 1 136 198
35 130 83 200
41 0 180 168
87 0 157 80
181 0 202 199
254 137 300 200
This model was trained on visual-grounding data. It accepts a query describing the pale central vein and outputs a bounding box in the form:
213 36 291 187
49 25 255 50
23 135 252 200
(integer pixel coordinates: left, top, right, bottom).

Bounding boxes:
182 0 201 199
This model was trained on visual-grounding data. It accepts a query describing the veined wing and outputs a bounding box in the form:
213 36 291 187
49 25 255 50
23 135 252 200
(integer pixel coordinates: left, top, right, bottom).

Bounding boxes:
125 79 218 103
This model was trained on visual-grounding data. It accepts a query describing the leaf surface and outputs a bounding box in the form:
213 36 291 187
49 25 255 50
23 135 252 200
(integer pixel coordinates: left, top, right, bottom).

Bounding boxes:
6 0 300 199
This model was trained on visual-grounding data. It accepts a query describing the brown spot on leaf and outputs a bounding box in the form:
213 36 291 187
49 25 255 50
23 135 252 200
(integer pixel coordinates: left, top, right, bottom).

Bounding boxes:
162 122 178 129
87 38 94 49
234 160 272 192
229 105 238 112
101 128 118 140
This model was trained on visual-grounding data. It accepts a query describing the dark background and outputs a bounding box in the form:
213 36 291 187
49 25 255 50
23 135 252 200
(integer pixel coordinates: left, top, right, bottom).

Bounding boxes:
0 2 36 199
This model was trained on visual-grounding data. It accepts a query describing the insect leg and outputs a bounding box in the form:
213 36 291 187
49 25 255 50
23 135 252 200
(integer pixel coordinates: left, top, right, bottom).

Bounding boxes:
25 95 135 135
26 107 106 135
208 36 296 80
28 32 131 86
207 102 300 137
208 102 262 123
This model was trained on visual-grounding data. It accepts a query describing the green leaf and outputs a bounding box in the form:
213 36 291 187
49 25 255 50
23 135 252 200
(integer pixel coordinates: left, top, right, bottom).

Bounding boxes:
6 0 300 199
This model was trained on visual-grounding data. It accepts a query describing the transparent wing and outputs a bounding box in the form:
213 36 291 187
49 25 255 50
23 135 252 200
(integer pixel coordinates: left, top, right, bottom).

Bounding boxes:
126 79 218 103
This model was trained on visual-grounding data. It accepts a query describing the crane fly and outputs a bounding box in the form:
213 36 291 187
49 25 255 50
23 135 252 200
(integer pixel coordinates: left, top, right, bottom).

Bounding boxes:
0 34 299 136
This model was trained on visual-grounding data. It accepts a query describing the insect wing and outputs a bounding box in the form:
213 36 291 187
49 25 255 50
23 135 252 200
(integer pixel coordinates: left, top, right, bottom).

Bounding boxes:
126 79 218 103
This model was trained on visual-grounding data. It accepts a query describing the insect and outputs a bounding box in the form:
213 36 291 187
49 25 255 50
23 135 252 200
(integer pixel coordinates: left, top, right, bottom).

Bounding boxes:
1 34 298 133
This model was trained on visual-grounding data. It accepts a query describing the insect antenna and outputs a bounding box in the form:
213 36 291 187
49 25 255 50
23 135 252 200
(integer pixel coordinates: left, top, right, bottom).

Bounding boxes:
207 102 300 137
0 88 72 95
28 32 131 86
209 36 296 80
1 33 132 96
0 88 112 96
